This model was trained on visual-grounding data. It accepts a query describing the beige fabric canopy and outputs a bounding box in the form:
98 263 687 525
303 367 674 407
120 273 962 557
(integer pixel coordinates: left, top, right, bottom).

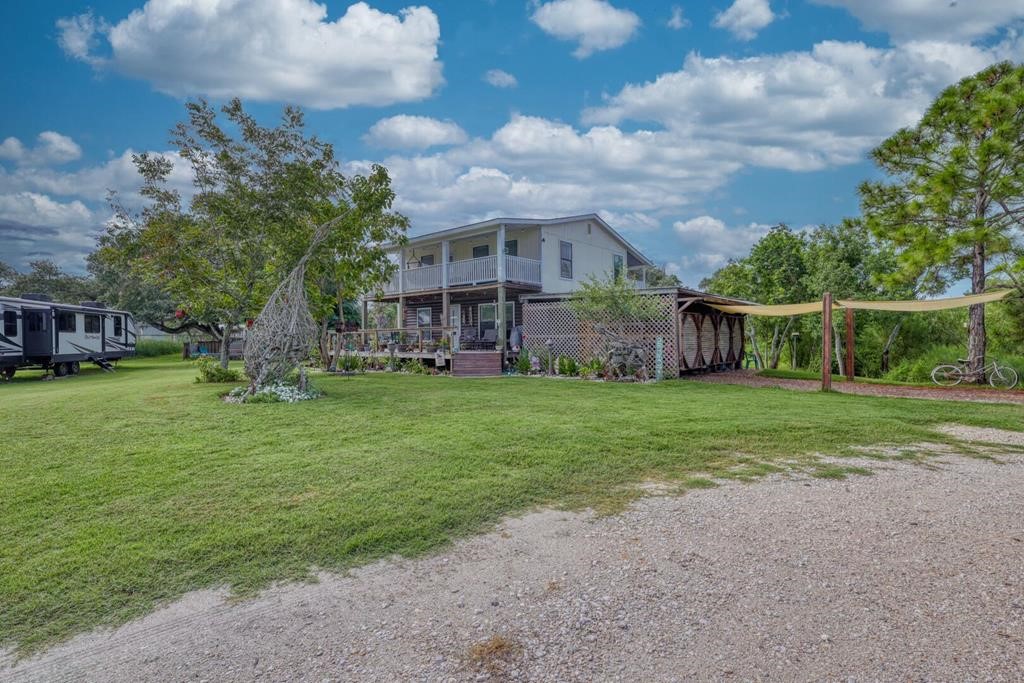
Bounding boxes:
710 289 1013 316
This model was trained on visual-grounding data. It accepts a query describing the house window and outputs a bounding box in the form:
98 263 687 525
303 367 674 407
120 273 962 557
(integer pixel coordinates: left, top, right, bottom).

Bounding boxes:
113 316 123 336
559 241 573 279
419 254 435 266
3 311 16 337
417 307 432 327
613 254 624 280
472 244 490 259
504 240 518 256
84 314 102 334
58 311 76 333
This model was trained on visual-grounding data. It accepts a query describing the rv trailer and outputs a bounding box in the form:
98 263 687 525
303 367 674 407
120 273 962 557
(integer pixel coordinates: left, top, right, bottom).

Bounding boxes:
0 294 137 379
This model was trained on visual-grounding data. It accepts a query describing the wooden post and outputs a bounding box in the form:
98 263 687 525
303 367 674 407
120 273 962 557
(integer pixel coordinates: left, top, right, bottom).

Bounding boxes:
844 307 855 382
496 285 506 356
821 292 832 392
361 298 368 331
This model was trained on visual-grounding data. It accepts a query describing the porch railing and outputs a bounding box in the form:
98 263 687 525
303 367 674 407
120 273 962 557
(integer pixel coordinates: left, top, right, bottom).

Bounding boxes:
448 255 497 286
403 263 442 291
380 254 542 294
335 326 457 353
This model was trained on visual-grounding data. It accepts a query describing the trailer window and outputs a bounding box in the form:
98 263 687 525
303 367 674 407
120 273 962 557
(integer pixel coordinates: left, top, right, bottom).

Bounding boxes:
58 311 76 332
26 312 43 332
3 311 16 337
113 316 123 336
84 314 101 334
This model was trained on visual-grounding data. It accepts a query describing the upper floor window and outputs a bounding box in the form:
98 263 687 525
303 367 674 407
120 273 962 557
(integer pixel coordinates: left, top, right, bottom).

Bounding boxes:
559 241 573 279
3 311 16 337
84 314 102 334
613 254 624 280
504 240 518 256
58 311 76 333
418 254 435 266
113 316 123 336
472 244 490 259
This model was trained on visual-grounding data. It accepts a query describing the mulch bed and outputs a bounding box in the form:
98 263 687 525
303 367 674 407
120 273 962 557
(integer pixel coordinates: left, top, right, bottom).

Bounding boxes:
689 369 1024 405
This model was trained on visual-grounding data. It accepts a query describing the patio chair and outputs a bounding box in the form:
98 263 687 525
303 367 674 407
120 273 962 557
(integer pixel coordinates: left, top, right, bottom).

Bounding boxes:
480 328 498 349
461 328 479 349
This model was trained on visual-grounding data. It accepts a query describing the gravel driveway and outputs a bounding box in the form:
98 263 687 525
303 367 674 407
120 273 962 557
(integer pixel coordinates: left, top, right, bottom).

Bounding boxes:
4 428 1024 682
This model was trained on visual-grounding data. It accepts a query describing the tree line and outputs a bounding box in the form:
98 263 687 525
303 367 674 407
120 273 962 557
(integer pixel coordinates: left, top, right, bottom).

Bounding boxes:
702 62 1024 381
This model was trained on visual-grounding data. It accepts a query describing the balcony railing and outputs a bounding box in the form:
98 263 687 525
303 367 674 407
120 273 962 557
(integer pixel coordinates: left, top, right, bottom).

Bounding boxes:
448 255 497 286
382 255 541 294
505 254 541 285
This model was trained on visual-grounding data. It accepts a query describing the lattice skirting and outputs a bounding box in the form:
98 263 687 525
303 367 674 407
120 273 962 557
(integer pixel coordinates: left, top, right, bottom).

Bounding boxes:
522 295 677 377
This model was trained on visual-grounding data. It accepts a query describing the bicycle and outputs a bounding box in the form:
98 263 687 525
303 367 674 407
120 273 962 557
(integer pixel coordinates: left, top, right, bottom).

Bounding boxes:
930 357 1019 389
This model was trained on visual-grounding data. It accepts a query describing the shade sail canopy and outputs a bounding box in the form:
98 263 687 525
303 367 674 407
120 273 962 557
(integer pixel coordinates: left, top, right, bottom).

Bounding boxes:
709 301 835 316
838 289 1012 311
710 289 1013 316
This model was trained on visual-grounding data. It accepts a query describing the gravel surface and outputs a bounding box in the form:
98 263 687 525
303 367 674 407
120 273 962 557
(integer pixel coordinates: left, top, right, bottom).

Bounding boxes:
691 369 1024 404
4 430 1024 682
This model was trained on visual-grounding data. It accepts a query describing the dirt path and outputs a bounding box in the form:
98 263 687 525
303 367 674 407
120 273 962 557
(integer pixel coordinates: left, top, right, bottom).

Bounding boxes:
4 430 1024 682
691 369 1024 404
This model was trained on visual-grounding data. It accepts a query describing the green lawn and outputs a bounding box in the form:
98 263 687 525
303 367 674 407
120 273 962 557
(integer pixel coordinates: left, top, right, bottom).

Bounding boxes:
2 358 1022 654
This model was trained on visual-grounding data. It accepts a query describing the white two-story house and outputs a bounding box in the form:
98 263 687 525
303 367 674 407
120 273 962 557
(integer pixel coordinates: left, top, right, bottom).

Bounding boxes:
364 214 654 356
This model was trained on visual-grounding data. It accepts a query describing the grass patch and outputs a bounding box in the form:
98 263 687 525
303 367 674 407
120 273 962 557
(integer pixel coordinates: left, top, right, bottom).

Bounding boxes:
1 358 1021 654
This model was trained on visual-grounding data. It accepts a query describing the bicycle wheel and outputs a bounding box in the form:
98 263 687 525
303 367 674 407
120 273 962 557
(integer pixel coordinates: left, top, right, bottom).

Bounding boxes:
989 365 1019 390
931 364 963 386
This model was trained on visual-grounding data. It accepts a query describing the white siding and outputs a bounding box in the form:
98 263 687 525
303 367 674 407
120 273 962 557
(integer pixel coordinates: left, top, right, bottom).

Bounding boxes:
539 219 626 292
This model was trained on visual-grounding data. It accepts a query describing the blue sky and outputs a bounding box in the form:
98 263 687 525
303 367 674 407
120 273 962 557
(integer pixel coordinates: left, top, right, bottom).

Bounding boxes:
2 0 1023 285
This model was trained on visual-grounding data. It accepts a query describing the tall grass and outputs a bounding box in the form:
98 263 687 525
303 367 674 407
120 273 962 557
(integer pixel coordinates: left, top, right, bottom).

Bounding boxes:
884 344 1024 384
133 339 184 357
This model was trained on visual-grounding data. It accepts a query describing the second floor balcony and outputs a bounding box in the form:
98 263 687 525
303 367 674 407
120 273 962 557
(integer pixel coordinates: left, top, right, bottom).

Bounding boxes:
383 253 542 294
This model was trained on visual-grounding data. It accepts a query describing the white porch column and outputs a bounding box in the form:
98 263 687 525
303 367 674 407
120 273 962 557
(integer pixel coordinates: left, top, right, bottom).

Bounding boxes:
496 224 506 282
397 247 405 294
441 240 450 288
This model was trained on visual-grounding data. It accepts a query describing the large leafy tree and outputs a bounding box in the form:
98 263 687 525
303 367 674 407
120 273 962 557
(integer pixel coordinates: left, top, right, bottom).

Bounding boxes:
0 260 98 303
101 99 407 368
702 225 808 368
860 61 1024 381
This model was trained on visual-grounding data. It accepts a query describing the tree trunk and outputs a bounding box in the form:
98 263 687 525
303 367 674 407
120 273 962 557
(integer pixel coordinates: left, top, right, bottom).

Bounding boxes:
833 320 844 375
881 320 902 374
218 324 231 370
968 241 986 383
318 318 331 371
746 318 764 369
768 317 795 369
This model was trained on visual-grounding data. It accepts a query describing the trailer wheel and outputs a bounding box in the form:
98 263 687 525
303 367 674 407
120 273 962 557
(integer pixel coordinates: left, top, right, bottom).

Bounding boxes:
54 362 69 377
1 367 13 381
69 361 81 375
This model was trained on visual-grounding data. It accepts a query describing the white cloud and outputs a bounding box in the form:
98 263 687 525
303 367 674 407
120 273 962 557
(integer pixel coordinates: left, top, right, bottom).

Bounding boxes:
0 192 93 228
584 37 1024 171
530 0 641 58
56 0 444 109
0 132 82 166
810 0 1024 42
667 6 690 30
484 69 518 88
712 0 775 41
364 115 468 149
671 216 773 283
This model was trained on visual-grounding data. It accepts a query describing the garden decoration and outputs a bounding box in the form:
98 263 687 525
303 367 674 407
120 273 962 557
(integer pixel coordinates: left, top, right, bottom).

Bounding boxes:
594 324 646 379
243 221 333 393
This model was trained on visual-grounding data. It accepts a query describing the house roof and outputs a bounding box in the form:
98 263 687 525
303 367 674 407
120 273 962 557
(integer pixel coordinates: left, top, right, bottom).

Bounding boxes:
390 213 654 266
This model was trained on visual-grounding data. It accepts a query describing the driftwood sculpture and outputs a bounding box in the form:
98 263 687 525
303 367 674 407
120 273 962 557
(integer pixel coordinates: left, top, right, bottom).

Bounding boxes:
593 323 646 379
243 222 332 392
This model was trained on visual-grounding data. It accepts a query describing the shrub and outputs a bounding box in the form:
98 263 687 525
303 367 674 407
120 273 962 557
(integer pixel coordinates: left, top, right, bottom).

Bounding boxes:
135 339 183 357
401 359 431 374
515 352 532 375
226 381 322 404
557 355 579 376
884 344 1024 384
336 353 364 372
194 356 242 383
579 358 605 379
